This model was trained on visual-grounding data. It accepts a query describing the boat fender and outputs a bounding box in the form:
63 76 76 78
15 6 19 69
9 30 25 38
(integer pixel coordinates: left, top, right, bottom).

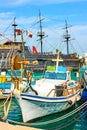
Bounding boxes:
82 71 87 89
82 88 87 101
68 100 72 105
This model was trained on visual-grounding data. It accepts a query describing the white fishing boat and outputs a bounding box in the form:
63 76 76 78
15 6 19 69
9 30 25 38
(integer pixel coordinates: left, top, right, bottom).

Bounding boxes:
0 19 81 122
12 51 81 123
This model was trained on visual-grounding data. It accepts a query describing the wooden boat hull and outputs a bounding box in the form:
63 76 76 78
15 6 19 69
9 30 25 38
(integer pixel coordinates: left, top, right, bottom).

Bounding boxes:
14 90 81 122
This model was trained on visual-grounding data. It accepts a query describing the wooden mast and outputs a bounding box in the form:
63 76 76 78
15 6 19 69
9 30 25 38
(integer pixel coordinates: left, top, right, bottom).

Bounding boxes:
12 17 17 42
37 10 45 54
64 20 71 55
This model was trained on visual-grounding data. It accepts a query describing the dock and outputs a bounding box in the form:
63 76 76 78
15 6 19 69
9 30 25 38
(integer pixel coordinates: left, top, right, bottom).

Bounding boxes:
0 121 41 130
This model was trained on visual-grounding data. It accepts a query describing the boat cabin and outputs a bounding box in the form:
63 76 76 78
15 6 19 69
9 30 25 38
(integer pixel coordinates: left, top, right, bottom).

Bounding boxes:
44 71 69 80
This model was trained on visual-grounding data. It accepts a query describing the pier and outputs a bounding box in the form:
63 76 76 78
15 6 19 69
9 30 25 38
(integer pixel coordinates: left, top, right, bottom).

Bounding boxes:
0 121 41 130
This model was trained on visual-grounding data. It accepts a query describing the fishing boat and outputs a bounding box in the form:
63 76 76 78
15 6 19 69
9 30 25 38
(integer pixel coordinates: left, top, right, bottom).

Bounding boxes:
0 44 82 122
0 18 82 122
12 51 81 123
0 13 85 126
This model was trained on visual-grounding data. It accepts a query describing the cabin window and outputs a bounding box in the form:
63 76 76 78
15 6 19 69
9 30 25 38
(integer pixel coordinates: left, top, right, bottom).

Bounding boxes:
44 72 66 80
56 73 66 80
44 72 56 79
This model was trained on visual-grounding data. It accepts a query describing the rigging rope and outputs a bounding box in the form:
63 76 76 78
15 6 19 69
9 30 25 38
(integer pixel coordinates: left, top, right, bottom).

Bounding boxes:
7 101 87 126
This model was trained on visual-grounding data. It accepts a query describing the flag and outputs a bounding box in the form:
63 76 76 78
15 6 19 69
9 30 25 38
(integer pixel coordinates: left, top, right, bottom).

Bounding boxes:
32 46 38 55
14 29 22 35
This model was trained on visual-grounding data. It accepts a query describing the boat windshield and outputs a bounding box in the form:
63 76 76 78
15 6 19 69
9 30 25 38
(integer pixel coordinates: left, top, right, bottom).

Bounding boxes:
44 72 66 80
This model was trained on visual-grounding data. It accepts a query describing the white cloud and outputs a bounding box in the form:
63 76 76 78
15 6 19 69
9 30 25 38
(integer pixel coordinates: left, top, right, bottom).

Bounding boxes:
0 0 87 7
0 12 14 18
0 0 30 7
29 0 87 5
8 0 31 6
0 12 15 29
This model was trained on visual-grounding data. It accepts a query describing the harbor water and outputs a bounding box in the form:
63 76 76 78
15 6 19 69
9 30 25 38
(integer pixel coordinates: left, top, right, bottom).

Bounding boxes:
0 98 87 130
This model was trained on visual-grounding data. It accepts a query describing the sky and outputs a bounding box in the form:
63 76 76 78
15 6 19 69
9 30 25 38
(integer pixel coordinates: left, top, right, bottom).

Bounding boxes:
0 0 87 56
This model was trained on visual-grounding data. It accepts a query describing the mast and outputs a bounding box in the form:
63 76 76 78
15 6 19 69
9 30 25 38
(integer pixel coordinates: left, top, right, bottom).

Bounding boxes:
64 21 71 55
37 10 45 54
12 17 17 42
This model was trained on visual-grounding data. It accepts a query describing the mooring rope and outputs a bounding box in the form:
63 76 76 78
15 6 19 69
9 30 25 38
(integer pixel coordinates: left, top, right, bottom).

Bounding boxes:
8 101 87 126
46 114 81 130
0 92 12 120
0 92 12 108
2 92 12 120
49 108 87 130
0 100 6 108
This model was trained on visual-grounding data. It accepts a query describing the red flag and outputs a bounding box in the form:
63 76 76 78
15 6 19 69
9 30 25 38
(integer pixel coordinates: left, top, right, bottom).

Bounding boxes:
32 46 38 55
14 29 22 35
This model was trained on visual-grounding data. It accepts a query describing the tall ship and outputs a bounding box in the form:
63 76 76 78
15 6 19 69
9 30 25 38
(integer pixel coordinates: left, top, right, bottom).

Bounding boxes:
0 13 82 80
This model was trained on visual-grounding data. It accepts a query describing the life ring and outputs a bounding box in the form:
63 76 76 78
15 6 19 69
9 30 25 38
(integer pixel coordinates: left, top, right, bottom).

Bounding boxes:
33 60 38 65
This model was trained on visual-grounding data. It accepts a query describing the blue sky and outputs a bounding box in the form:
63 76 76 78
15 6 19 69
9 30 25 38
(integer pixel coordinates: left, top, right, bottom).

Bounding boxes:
0 0 87 56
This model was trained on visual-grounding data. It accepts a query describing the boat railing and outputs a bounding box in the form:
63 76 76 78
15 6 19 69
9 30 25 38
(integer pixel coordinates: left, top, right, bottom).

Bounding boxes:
0 45 20 50
47 89 55 97
47 84 80 97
